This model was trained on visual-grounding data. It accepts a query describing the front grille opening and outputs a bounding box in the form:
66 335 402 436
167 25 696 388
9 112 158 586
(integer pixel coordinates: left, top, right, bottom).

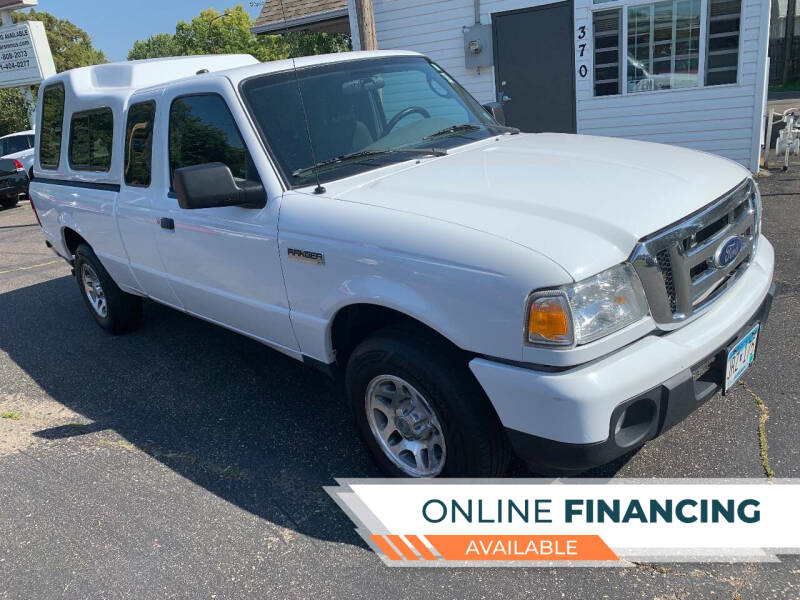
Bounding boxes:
693 252 751 309
656 249 677 312
690 262 708 280
690 215 727 248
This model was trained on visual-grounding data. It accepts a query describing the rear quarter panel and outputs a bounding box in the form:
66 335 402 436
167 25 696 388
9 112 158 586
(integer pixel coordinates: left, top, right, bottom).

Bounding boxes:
30 181 139 292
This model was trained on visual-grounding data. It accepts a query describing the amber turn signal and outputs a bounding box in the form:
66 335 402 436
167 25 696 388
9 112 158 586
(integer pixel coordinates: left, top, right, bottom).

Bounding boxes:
527 294 572 346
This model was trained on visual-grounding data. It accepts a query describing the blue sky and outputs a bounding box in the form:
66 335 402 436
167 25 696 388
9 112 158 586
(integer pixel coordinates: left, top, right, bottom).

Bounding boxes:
32 1 264 62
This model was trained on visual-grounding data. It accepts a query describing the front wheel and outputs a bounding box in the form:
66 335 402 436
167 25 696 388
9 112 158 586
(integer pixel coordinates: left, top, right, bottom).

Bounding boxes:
0 197 18 208
74 243 142 334
345 326 511 477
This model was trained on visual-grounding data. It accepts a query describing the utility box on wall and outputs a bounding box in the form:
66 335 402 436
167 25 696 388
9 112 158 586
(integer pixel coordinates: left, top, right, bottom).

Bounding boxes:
463 24 493 69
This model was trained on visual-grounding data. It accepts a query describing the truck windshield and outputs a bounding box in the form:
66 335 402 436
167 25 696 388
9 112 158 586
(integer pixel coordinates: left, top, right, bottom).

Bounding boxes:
241 56 507 187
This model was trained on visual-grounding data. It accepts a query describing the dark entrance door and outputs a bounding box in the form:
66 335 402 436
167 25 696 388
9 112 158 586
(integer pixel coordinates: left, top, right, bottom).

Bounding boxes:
492 2 576 133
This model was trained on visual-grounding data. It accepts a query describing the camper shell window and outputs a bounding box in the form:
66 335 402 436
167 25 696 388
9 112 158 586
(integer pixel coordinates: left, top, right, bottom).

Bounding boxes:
69 107 114 172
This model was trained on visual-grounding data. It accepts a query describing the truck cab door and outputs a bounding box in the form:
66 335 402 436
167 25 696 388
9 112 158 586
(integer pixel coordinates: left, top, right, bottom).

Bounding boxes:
116 94 184 308
151 85 298 355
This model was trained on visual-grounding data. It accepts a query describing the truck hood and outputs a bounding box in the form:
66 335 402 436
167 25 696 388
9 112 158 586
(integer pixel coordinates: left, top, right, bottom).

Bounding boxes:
327 133 751 280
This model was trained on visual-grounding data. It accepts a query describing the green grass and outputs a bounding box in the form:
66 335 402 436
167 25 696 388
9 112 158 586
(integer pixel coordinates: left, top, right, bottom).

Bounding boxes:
740 381 775 479
769 80 800 93
0 410 22 420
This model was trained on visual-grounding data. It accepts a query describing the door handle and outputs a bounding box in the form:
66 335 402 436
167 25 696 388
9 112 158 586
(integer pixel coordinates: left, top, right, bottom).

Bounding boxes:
159 217 174 230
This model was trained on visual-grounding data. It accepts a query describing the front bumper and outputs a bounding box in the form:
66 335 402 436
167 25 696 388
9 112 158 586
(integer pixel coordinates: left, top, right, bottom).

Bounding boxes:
469 237 775 471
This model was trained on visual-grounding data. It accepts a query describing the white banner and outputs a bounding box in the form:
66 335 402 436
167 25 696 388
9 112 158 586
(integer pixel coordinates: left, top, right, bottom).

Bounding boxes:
326 479 800 566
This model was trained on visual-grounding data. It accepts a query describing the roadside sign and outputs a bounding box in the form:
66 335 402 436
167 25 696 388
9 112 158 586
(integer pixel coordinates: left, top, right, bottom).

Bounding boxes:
0 1 38 9
0 20 55 87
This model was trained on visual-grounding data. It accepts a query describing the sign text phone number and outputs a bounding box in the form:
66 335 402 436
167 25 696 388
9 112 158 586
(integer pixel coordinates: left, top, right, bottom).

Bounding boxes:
0 59 31 71
2 50 28 60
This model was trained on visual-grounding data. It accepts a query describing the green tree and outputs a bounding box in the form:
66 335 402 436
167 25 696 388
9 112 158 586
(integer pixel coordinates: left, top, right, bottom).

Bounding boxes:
13 9 106 73
0 89 31 136
127 5 350 62
0 10 107 137
128 33 180 61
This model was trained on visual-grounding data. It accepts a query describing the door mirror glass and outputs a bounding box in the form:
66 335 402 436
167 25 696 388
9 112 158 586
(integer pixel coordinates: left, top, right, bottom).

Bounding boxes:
482 101 506 126
173 162 265 210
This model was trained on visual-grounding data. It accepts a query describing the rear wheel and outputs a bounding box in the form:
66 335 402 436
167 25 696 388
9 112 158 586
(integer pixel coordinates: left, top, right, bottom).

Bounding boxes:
0 197 18 208
345 325 511 477
74 243 142 334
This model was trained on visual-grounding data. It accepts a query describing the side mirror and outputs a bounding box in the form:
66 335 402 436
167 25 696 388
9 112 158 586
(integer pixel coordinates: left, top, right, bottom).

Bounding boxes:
482 101 506 126
173 162 265 210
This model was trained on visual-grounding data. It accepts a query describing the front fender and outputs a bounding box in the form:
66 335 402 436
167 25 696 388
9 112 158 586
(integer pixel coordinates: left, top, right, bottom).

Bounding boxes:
279 192 572 363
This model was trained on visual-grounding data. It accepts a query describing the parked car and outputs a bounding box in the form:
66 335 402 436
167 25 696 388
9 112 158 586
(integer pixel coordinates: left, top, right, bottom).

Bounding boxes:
0 129 35 207
0 156 29 208
30 52 774 477
0 129 35 178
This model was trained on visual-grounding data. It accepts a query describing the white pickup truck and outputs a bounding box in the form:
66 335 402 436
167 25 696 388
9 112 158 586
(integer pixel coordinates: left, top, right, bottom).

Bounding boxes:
30 51 774 477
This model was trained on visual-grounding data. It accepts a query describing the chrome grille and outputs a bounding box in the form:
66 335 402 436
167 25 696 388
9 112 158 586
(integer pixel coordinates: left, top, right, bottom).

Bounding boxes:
630 179 758 329
655 249 676 312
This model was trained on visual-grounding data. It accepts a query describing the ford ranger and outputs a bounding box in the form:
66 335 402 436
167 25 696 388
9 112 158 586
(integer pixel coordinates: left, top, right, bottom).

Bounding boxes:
30 51 774 477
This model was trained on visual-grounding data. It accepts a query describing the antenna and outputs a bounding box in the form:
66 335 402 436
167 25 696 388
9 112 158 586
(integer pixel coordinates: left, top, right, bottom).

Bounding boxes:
277 0 326 194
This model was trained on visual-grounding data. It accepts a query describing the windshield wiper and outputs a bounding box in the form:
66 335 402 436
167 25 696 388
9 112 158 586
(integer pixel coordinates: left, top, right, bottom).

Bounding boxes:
292 147 447 179
423 123 482 140
424 123 520 141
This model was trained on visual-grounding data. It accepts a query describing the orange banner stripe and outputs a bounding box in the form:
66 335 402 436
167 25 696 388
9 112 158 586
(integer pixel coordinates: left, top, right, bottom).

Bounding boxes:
405 535 438 561
425 535 618 561
370 535 403 561
387 535 419 561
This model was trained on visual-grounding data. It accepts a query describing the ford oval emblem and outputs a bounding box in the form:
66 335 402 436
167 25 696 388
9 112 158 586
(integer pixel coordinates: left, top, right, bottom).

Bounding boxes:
714 236 743 269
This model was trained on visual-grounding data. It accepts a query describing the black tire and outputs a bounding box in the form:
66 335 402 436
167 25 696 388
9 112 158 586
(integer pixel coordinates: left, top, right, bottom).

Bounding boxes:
345 325 511 477
74 243 142 334
0 197 18 208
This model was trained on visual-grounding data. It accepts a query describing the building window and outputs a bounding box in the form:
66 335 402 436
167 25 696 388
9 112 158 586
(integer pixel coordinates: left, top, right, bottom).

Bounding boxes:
627 0 701 93
706 0 741 85
594 9 622 96
69 108 114 172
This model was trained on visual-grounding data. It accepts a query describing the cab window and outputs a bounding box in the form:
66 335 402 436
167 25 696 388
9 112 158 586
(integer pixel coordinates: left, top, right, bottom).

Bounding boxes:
125 101 156 187
39 83 65 169
69 107 114 172
168 94 252 188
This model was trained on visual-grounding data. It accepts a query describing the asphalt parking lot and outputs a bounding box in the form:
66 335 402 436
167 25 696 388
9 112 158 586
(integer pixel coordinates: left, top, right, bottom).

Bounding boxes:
1 166 799 599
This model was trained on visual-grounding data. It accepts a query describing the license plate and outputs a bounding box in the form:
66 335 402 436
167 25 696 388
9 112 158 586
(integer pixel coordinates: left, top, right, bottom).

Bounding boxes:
725 323 759 392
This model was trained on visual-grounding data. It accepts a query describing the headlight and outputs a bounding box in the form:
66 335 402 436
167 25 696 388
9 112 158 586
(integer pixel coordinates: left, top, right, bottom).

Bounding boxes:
527 263 649 347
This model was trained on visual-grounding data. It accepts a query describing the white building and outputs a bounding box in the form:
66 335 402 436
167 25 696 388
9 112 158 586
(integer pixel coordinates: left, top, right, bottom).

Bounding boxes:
254 0 772 173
